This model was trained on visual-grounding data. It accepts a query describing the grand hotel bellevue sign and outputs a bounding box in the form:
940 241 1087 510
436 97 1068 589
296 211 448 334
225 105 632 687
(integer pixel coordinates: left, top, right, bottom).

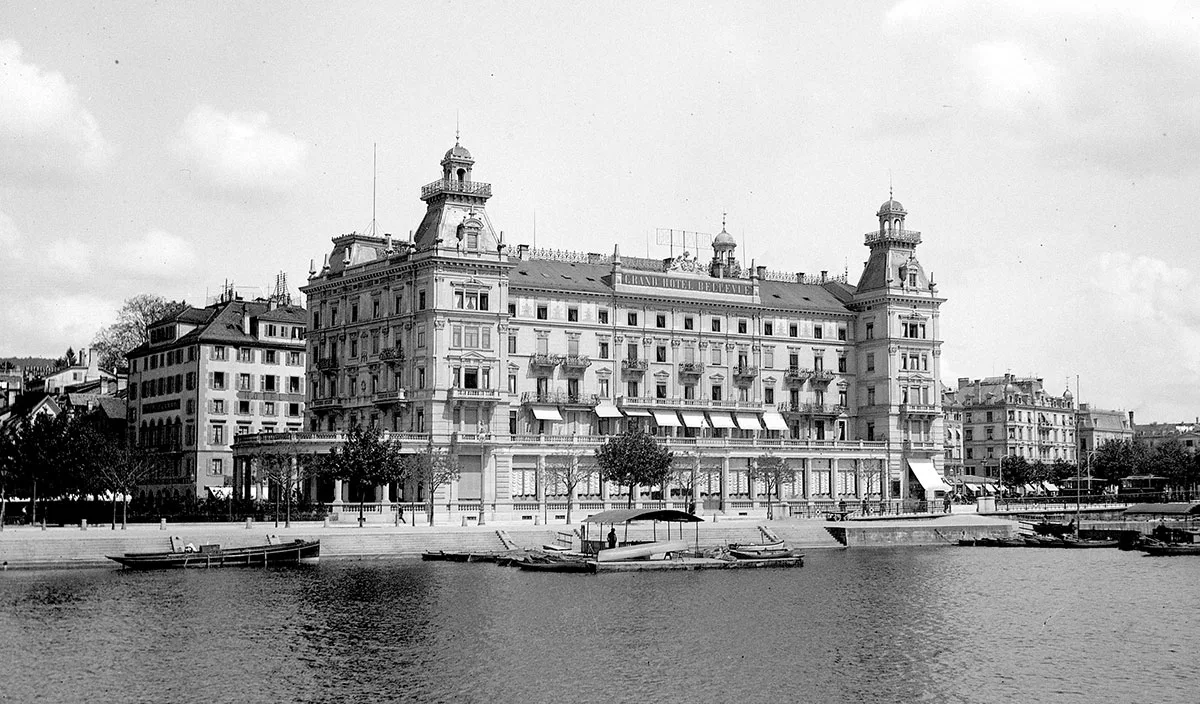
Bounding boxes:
623 273 753 297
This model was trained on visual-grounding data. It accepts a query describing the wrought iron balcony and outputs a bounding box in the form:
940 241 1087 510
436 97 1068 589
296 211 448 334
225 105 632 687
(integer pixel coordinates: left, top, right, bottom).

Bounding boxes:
678 362 704 378
785 367 813 385
529 353 560 370
621 359 648 374
420 178 493 200
562 354 592 371
733 365 758 381
316 357 338 371
379 347 405 364
864 230 922 246
901 402 940 416
310 397 342 410
779 402 845 416
811 370 835 384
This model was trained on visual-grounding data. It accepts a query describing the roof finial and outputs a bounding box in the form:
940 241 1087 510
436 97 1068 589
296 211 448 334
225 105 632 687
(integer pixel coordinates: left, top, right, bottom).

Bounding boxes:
722 211 727 230
889 171 893 201
455 111 460 145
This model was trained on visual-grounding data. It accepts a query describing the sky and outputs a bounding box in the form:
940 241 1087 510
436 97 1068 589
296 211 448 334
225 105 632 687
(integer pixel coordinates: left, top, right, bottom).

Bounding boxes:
1 0 1198 423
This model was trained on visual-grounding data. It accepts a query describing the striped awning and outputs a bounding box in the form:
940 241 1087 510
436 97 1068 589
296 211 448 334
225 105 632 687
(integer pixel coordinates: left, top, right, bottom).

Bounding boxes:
531 406 563 421
735 413 763 430
594 403 623 418
651 410 681 427
761 411 788 431
707 412 736 428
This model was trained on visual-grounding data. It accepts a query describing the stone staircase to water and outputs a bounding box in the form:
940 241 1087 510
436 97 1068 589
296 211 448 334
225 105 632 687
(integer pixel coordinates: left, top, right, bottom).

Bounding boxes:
0 533 174 568
320 529 507 559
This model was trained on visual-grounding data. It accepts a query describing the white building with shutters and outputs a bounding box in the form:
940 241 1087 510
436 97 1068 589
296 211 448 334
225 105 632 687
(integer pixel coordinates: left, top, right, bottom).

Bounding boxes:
233 140 949 520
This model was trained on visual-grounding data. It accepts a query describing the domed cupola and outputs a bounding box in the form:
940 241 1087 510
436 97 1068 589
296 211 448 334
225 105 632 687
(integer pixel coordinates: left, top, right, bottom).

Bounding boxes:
440 130 475 183
713 215 737 254
877 189 907 235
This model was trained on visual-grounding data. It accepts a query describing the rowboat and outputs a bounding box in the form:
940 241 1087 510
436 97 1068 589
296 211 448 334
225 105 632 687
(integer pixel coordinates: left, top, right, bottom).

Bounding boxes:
729 548 797 560
1137 539 1200 556
596 540 690 563
107 539 319 569
1058 536 1119 549
517 558 595 573
728 540 786 553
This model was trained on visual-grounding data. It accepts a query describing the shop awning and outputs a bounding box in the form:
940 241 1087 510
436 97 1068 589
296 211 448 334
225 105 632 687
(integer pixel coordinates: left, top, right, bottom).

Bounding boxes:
594 403 623 418
735 413 762 430
531 406 564 421
908 458 951 493
761 411 788 431
1042 482 1059 492
651 410 681 427
707 412 736 428
623 408 651 417
679 411 708 428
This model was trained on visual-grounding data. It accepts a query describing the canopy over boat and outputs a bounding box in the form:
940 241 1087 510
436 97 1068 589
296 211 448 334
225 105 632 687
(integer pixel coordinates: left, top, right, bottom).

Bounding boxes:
1123 503 1200 517
583 508 704 524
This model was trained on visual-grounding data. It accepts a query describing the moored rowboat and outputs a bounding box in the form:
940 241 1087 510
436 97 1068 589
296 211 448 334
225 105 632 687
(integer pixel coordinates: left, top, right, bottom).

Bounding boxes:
107 539 319 569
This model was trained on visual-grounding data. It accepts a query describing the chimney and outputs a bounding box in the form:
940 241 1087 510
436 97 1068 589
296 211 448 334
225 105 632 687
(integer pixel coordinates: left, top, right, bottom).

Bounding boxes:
242 308 251 334
820 270 827 282
755 265 766 279
517 243 530 260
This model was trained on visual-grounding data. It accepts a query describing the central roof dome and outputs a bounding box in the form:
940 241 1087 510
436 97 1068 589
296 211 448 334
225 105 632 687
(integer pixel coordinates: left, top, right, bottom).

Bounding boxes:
444 142 472 161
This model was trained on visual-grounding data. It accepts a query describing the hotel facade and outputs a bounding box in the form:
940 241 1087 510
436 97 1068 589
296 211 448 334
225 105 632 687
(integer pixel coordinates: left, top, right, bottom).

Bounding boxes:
234 141 948 520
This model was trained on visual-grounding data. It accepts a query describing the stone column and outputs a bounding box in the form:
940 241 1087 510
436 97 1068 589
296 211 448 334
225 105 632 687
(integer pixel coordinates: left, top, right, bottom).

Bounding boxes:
333 479 344 507
535 455 545 519
719 456 730 512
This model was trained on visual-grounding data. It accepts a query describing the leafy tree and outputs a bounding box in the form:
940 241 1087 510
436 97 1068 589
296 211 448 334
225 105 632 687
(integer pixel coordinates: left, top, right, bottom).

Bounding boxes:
406 438 462 526
91 294 188 371
1147 440 1192 492
595 427 673 508
8 413 75 524
318 426 408 525
1048 458 1076 485
0 426 19 530
1088 439 1149 486
749 453 797 519
999 455 1031 492
543 452 597 524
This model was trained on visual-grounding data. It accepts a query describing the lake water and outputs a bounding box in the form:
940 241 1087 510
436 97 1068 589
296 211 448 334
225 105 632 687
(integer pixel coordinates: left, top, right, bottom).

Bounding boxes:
1 547 1197 704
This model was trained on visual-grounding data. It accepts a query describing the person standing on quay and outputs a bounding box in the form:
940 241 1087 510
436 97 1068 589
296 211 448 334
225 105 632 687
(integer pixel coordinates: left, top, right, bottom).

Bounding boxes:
607 527 617 550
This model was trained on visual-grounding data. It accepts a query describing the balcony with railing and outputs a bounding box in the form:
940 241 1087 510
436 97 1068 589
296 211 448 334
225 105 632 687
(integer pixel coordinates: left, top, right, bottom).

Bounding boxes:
678 361 704 379
621 358 648 374
448 387 503 403
901 402 940 416
529 353 560 371
779 402 846 417
420 178 493 200
561 354 592 372
379 347 405 364
864 230 922 246
618 395 766 412
316 357 338 372
810 369 835 385
522 391 600 407
373 389 408 405
785 367 814 385
310 397 342 410
733 365 758 383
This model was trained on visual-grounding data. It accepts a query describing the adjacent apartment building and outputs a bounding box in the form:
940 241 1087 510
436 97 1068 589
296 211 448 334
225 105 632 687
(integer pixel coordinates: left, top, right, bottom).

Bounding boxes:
943 373 1077 485
127 294 307 499
238 140 949 519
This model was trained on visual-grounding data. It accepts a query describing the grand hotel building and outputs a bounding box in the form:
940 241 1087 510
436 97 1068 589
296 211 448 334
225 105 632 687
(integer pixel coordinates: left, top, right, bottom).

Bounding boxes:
235 141 948 519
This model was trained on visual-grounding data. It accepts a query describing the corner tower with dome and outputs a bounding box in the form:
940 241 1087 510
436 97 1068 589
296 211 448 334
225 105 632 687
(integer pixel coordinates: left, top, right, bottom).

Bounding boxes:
235 140 952 522
850 195 947 498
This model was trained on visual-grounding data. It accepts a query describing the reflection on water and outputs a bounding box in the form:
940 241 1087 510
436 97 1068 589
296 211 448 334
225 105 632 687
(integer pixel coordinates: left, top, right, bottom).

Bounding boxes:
1 548 1198 704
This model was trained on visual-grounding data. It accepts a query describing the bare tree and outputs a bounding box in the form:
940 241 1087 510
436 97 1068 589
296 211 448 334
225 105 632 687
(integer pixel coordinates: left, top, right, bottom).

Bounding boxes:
749 453 797 520
256 440 304 527
91 294 188 371
543 452 597 524
94 443 161 529
670 451 704 514
407 438 462 526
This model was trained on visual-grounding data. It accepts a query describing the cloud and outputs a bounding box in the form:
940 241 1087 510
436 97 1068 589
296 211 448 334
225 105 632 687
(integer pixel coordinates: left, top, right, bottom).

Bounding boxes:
0 207 195 355
878 1 1200 176
175 104 308 196
0 39 114 184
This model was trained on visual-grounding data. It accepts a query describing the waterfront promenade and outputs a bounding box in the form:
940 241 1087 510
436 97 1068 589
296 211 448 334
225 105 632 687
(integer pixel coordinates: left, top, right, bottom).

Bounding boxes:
0 513 1023 569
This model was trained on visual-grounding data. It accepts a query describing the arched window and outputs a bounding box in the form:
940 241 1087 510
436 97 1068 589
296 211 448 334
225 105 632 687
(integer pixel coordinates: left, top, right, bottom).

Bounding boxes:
456 168 466 182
